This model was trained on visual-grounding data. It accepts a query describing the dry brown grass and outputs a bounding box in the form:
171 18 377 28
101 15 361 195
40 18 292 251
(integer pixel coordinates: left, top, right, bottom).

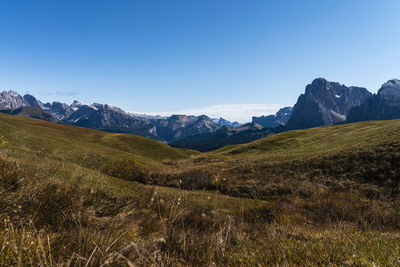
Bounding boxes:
2 115 400 265
101 157 148 183
1 158 400 266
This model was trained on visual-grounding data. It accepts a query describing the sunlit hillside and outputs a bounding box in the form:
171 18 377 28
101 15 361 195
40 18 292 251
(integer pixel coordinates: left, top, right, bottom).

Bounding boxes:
1 114 400 265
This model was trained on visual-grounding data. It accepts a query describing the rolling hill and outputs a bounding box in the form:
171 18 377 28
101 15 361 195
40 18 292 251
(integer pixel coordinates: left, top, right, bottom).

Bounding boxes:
1 114 400 265
0 113 193 169
155 119 400 200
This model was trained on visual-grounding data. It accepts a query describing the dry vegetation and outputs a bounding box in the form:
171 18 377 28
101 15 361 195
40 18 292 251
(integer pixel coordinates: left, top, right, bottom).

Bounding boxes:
1 113 400 265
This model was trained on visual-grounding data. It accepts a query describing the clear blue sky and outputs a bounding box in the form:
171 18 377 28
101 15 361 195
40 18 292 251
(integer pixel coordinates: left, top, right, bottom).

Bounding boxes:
0 0 399 122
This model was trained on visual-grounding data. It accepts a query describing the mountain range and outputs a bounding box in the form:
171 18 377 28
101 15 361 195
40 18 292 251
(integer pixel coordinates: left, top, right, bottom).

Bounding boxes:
1 77 400 151
170 122 277 152
171 78 400 151
0 91 239 142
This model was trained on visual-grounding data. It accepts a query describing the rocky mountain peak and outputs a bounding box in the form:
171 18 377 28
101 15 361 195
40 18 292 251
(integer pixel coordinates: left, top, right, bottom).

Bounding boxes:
286 78 372 130
307 77 330 91
381 79 400 88
23 94 43 108
0 90 26 110
377 79 400 105
347 78 400 122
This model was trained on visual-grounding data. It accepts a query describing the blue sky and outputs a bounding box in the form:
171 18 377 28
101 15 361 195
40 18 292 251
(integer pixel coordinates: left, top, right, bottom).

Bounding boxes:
0 0 399 122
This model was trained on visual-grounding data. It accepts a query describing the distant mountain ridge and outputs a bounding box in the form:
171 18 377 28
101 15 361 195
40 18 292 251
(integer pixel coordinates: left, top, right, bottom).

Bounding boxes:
286 78 372 130
0 91 223 142
66 102 158 138
3 77 400 151
170 122 277 152
141 114 222 142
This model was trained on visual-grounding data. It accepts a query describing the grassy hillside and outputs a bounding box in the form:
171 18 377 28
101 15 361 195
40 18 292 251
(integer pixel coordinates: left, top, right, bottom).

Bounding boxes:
221 120 400 158
0 113 194 169
1 114 400 265
158 120 400 197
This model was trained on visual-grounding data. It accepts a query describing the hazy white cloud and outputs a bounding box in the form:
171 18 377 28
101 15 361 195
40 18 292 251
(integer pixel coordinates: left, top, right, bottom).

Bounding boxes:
136 104 281 123
34 90 81 97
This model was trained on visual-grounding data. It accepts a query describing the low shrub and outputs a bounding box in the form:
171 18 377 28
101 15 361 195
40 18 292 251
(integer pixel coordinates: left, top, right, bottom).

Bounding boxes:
102 158 148 183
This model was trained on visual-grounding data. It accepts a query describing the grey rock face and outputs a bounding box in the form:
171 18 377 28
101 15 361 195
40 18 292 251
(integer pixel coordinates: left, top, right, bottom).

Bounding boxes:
65 102 158 138
286 78 372 130
252 107 293 128
23 94 44 109
377 79 400 106
149 114 221 142
0 91 27 110
347 79 400 122
43 101 74 120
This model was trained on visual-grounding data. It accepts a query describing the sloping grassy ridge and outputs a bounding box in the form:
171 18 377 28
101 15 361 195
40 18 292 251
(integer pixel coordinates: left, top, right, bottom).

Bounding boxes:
0 113 194 169
156 120 400 197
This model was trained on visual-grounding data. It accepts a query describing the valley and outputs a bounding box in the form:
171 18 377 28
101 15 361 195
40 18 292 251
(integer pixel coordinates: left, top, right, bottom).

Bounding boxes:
1 113 400 265
3 78 400 152
2 2 399 265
